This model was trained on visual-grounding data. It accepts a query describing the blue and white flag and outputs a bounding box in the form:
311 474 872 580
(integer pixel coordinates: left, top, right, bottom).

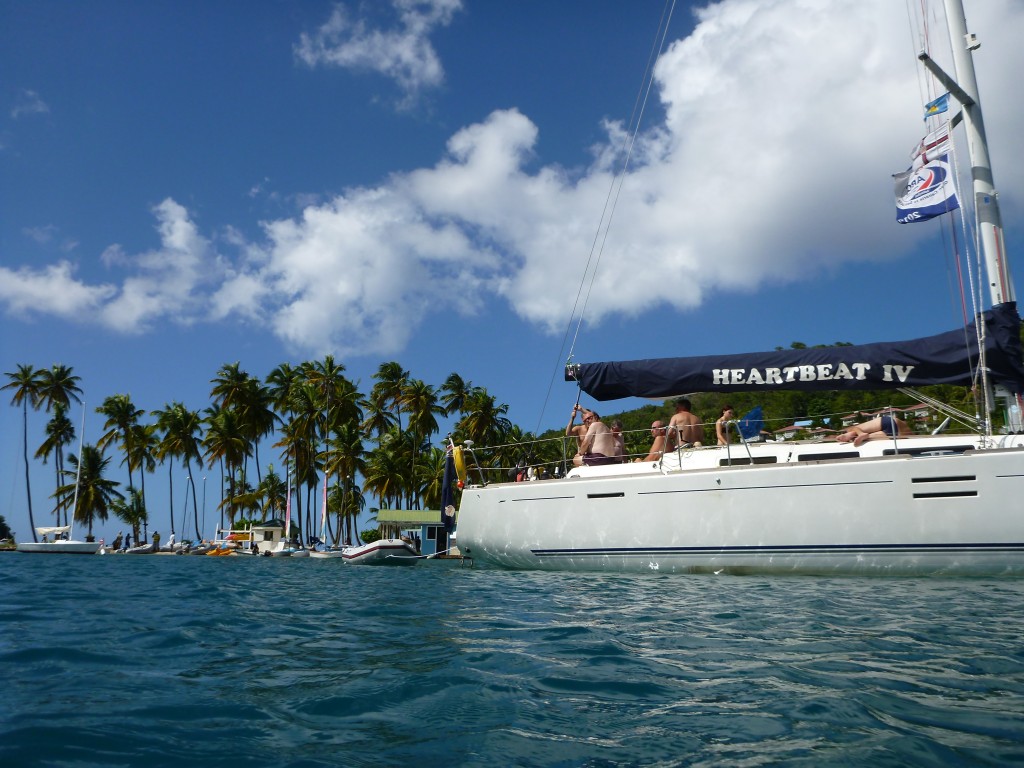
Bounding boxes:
923 93 950 119
894 154 960 224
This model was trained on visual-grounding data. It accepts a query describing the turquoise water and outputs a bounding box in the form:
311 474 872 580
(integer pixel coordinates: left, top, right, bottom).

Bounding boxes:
2 555 1023 767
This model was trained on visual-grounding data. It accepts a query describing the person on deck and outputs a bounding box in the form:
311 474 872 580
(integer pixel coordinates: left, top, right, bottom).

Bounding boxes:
716 405 736 445
572 410 618 466
635 421 669 462
669 398 703 448
610 420 626 462
836 412 911 446
566 405 589 448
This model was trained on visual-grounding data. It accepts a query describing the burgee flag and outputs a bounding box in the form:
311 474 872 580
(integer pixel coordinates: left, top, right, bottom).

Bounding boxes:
894 154 960 223
923 93 950 119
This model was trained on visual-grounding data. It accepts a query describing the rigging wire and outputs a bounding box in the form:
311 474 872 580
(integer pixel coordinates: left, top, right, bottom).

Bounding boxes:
907 0 988 427
530 0 677 439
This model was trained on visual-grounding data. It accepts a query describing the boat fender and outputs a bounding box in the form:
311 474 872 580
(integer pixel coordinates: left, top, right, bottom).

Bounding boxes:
453 446 467 486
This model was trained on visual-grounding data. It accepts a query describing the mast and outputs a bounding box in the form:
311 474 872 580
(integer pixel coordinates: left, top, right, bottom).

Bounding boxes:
921 0 1014 306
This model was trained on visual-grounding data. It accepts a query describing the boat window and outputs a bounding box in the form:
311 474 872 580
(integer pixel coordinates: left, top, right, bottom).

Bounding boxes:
798 451 860 462
882 446 974 457
718 456 777 466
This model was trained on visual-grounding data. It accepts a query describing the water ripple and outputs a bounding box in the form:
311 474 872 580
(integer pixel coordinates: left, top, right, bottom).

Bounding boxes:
2 556 1023 766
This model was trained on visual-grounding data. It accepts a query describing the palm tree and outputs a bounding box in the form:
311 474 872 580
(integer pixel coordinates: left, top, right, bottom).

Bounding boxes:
3 365 43 541
110 486 146 545
440 372 474 417
361 390 398 443
256 465 287 522
237 377 278 483
153 402 204 539
458 387 512 447
418 446 448 510
371 361 409 432
37 364 83 414
57 444 123 539
35 402 75 525
402 379 444 507
128 422 158 537
364 429 412 511
96 394 144 496
202 405 250 528
326 421 366 545
210 362 250 409
34 365 83 527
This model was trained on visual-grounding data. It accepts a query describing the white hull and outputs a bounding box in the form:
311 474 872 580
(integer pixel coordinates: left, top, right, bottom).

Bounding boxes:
342 538 419 565
456 435 1024 575
16 540 101 555
309 549 347 559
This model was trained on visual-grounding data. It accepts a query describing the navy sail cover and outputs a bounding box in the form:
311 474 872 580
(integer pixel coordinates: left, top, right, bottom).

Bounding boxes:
567 302 1024 401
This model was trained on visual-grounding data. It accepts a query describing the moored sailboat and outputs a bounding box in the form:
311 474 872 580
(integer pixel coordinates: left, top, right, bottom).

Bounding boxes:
17 403 101 555
454 0 1024 575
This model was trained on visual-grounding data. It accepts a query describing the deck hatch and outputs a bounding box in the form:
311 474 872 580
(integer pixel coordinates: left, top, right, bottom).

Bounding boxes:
912 490 978 499
911 475 976 484
587 492 625 499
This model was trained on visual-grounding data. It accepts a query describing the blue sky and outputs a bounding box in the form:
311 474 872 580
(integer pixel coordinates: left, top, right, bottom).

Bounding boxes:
2 0 1023 542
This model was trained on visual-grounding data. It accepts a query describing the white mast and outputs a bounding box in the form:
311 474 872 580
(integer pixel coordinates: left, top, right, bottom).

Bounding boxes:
921 0 1014 306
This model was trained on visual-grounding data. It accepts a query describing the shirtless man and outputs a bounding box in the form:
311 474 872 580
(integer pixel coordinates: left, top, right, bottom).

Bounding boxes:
668 398 703 448
566 405 589 448
837 412 911 447
573 410 618 466
635 421 668 462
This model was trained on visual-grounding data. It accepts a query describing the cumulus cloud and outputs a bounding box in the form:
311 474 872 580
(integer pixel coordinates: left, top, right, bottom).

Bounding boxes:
0 261 115 319
11 89 50 119
3 0 1022 355
295 0 462 105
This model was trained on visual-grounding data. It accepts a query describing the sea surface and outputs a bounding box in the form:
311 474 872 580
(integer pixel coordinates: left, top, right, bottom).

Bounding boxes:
2 554 1023 768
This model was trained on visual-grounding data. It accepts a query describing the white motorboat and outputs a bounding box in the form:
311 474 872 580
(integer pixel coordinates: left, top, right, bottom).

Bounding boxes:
16 526 101 555
454 0 1024 576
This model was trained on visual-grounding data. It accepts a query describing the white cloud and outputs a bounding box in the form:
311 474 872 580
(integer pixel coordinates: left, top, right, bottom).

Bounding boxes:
0 261 114 319
3 0 1022 355
295 0 462 105
97 199 216 332
11 89 49 119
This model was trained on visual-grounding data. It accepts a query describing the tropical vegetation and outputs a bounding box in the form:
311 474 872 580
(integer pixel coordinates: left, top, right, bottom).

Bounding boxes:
3 359 527 546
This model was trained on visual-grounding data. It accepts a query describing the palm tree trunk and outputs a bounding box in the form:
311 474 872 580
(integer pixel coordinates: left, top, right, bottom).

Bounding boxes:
22 402 37 542
168 464 176 536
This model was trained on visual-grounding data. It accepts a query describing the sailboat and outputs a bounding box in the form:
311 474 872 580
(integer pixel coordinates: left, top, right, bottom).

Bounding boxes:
454 0 1024 575
17 403 101 555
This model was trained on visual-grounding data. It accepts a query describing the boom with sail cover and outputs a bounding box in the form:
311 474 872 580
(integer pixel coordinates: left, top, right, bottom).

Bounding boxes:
567 302 1024 401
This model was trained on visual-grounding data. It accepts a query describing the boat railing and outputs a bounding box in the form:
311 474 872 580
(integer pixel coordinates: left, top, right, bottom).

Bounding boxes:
719 420 755 467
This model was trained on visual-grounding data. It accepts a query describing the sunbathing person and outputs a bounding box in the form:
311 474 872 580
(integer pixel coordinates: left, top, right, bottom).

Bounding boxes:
837 413 911 446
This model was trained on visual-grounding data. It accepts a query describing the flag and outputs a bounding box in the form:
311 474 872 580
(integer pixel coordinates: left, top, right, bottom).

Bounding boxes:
738 406 764 441
923 93 949 119
910 123 951 170
440 448 456 533
894 154 960 223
